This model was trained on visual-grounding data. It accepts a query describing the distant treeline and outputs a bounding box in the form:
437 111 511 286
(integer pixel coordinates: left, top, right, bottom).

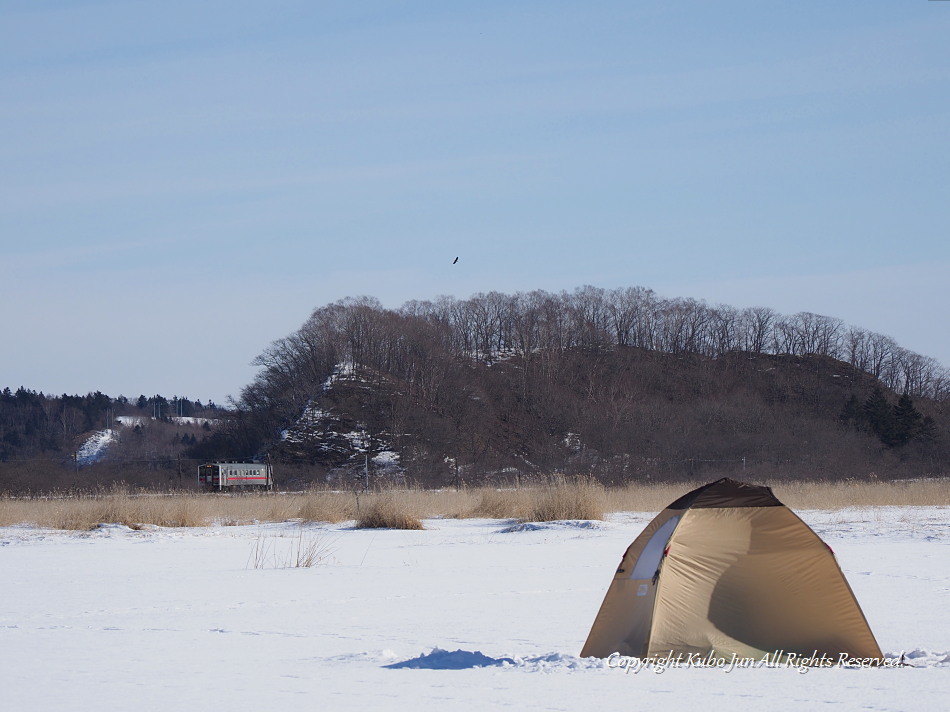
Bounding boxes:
0 389 221 462
246 287 949 407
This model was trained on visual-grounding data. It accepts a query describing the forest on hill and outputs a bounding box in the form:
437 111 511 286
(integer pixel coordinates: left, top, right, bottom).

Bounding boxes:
223 287 949 488
2 286 948 492
0 392 222 491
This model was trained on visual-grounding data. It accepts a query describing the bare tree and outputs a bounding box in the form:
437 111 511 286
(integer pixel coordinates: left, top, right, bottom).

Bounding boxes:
606 286 658 348
738 306 777 355
789 312 844 358
709 304 740 357
565 285 612 349
865 332 898 381
845 326 871 373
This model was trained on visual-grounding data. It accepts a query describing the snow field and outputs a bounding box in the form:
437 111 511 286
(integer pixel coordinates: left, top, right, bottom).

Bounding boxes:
1 507 947 711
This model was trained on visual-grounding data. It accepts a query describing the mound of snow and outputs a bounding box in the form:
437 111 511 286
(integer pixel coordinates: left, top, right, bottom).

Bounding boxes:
385 648 515 670
499 520 604 533
384 649 609 671
899 649 950 667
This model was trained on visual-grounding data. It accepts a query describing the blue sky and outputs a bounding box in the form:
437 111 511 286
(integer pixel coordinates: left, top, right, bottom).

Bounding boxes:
2 0 948 405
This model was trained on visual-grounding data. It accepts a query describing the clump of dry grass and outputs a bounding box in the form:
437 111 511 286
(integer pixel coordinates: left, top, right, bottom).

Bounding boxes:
457 477 607 522
522 477 606 522
247 526 336 569
413 488 478 519
466 487 532 519
292 490 353 523
139 494 208 528
353 491 425 530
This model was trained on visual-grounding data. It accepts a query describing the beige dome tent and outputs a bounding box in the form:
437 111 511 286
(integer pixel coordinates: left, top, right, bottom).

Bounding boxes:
581 478 882 660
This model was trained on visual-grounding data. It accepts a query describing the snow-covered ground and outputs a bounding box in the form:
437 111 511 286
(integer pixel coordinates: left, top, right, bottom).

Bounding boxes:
1 507 947 711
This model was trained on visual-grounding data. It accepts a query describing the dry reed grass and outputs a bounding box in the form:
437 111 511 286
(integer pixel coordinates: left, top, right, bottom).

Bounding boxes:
291 490 353 524
0 478 946 531
353 491 425 530
465 487 531 519
520 477 607 522
457 477 607 521
247 526 336 569
767 478 950 510
0 486 213 530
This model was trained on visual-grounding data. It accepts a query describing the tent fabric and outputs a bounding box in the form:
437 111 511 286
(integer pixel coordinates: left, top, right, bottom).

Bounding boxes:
581 478 882 660
665 478 783 510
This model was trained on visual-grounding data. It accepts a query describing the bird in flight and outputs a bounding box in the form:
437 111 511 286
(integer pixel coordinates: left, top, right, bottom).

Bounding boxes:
453 256 459 264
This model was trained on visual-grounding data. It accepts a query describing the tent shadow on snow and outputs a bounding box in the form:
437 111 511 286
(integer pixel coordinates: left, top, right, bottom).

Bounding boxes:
385 648 515 670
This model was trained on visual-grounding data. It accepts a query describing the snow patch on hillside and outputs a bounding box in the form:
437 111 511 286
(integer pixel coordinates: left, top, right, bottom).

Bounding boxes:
76 429 117 464
114 415 218 427
279 364 405 479
169 416 218 426
115 415 146 427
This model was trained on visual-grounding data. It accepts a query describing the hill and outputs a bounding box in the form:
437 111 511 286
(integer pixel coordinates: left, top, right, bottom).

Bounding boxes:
220 287 949 487
228 348 945 489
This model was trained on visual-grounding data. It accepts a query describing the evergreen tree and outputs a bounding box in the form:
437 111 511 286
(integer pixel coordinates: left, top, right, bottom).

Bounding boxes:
863 387 896 447
839 394 863 427
892 394 923 447
918 415 938 443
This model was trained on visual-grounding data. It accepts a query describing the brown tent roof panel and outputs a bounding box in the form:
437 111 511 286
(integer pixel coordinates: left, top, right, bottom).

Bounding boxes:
666 477 783 510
